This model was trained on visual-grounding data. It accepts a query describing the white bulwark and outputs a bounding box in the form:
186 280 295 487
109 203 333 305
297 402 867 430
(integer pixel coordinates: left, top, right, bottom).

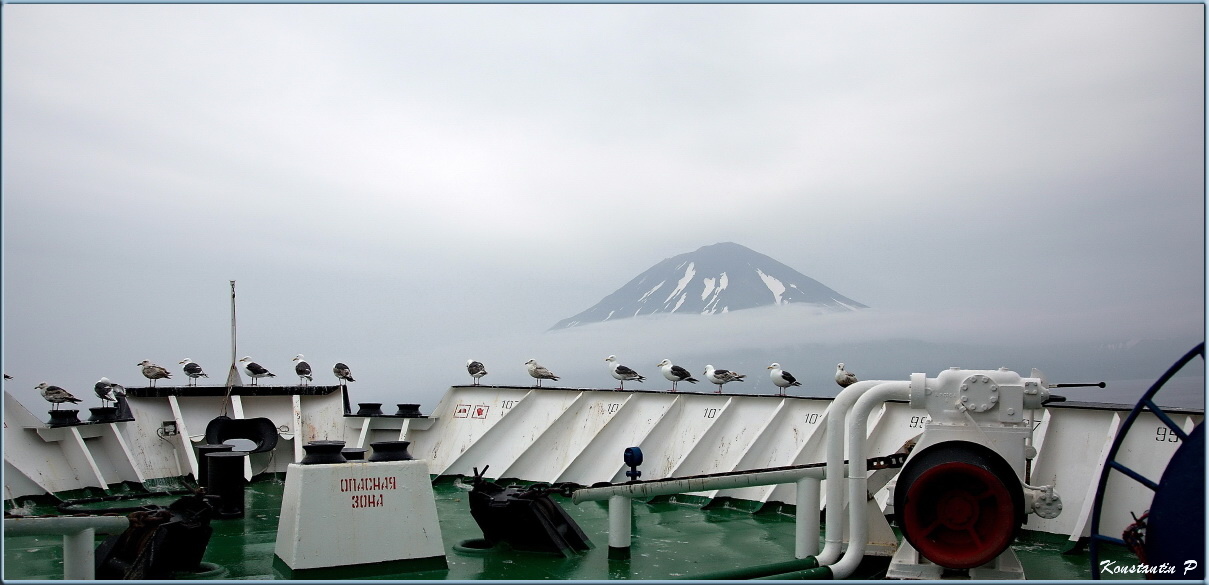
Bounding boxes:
273 458 446 574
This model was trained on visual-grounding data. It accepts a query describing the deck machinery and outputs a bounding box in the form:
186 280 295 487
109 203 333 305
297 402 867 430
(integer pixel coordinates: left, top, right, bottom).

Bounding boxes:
888 368 1062 579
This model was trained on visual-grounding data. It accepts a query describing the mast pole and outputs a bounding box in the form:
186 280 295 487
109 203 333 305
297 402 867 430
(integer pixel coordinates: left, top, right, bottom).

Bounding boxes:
225 281 243 388
230 280 237 366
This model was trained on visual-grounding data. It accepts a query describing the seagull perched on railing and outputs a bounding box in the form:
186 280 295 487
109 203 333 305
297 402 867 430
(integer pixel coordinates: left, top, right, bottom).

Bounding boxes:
333 362 355 384
657 359 698 392
767 363 802 396
37 382 81 410
525 359 558 388
292 354 313 386
835 363 858 388
239 356 276 386
94 377 121 406
704 365 745 393
138 360 172 387
179 358 208 386
605 355 645 390
466 359 487 386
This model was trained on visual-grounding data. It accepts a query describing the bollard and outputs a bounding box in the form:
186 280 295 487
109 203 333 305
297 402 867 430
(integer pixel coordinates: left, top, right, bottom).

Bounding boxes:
196 444 235 486
206 451 248 519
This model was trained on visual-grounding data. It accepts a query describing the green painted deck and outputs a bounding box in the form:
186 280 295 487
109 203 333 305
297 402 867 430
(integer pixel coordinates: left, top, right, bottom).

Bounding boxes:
4 475 1136 580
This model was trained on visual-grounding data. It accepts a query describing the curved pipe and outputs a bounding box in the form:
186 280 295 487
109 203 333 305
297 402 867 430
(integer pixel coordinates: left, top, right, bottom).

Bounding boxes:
829 380 911 579
817 379 881 565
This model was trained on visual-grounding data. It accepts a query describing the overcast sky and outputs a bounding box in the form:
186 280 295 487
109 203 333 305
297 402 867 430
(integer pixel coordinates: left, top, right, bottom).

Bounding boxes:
2 4 1204 414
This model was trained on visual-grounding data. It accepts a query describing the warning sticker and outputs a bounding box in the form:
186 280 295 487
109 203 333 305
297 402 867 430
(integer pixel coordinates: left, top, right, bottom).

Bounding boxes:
454 404 471 418
471 405 489 419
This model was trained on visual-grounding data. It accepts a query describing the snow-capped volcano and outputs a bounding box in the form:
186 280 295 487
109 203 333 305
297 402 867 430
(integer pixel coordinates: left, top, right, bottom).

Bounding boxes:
551 242 867 329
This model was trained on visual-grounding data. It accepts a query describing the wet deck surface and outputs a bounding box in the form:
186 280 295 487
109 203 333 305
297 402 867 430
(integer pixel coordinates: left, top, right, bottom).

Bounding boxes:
5 476 1133 580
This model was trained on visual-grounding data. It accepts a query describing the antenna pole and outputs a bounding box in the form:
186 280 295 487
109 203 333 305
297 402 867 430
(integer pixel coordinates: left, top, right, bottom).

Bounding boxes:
225 281 243 389
230 280 237 365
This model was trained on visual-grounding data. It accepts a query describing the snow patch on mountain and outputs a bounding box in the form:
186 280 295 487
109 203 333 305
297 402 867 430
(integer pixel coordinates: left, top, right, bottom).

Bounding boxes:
665 262 696 304
756 268 786 305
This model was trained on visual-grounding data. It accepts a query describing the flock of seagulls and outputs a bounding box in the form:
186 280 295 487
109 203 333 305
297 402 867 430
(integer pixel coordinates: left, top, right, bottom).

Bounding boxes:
463 358 859 394
15 354 860 411
15 356 361 411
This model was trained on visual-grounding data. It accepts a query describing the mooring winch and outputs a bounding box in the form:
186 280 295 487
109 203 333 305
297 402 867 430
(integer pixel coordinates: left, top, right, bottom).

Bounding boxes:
887 368 1065 579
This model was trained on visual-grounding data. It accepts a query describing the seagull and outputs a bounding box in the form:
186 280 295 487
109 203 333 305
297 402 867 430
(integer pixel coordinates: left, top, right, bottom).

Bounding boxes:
767 363 802 396
605 355 645 390
292 354 313 386
657 359 699 392
178 358 208 386
836 363 858 388
466 359 487 386
94 377 119 406
524 359 559 388
704 364 745 393
238 356 276 386
37 382 81 410
333 362 355 384
138 360 172 387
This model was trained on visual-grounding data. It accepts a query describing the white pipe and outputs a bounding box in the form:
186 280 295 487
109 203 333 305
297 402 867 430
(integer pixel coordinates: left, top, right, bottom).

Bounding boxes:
829 381 911 579
795 476 821 558
608 494 631 551
817 379 881 565
4 514 130 536
63 527 96 580
572 465 827 503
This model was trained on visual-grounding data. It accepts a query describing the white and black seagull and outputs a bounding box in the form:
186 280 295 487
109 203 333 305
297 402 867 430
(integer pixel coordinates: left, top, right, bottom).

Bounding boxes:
138 360 172 387
333 362 355 385
179 358 208 386
605 355 645 390
657 359 698 392
524 359 559 388
704 364 745 393
292 354 313 386
767 363 802 396
93 377 125 406
37 382 82 410
835 363 858 388
466 359 488 386
238 356 276 386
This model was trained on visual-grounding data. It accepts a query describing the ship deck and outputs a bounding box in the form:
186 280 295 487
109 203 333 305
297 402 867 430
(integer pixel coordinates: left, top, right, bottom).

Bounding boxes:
4 475 1139 581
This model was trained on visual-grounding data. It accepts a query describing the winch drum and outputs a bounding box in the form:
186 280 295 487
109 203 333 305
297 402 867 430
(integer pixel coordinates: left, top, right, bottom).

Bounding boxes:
894 442 1024 569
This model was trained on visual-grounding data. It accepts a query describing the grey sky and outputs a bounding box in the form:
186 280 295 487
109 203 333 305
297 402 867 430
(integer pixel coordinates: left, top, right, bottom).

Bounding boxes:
3 4 1204 413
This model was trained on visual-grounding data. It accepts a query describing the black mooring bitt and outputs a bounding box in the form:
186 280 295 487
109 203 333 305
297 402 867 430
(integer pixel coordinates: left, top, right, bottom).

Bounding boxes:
467 476 593 557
